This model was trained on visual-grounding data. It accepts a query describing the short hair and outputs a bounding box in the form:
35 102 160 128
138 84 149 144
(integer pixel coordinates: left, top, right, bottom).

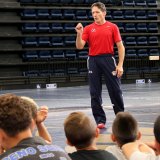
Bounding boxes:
21 96 38 119
91 2 106 12
0 94 32 137
64 112 97 149
154 115 160 143
112 112 138 147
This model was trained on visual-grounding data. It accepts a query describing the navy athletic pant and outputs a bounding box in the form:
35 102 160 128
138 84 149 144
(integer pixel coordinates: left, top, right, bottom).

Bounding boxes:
88 54 124 124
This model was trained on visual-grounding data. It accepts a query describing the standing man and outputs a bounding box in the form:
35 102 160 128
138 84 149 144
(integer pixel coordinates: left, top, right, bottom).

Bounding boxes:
75 2 125 129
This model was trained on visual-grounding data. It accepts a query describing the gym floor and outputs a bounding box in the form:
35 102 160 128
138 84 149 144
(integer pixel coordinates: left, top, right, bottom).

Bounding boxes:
1 82 160 149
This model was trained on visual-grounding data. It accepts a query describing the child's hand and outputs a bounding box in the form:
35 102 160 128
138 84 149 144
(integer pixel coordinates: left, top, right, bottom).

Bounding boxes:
36 106 48 124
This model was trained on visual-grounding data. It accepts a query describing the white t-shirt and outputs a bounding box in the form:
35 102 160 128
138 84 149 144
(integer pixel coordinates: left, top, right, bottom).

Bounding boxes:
106 145 127 160
130 151 160 160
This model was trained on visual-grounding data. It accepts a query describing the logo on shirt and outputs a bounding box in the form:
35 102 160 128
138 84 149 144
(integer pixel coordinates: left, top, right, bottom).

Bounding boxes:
91 28 96 32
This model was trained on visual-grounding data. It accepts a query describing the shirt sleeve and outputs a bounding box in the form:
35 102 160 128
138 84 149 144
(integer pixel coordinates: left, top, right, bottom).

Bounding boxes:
113 24 122 43
82 26 89 42
130 151 158 160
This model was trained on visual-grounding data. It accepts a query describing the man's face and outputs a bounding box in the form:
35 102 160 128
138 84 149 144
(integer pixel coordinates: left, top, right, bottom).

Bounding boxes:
91 6 106 24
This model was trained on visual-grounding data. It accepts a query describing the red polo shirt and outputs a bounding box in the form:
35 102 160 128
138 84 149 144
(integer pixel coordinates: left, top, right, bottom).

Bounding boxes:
82 21 122 56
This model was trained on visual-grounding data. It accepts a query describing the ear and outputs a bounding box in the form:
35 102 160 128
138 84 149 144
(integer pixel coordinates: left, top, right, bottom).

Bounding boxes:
66 139 73 146
95 128 100 138
0 129 4 143
111 134 116 142
137 131 141 140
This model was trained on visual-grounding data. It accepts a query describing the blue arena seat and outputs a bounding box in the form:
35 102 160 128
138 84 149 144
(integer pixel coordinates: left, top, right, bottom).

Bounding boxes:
51 37 64 47
125 23 136 32
24 70 39 77
136 23 148 32
22 37 38 47
76 10 88 20
63 9 75 20
60 0 72 3
51 50 65 58
85 0 97 4
54 69 66 76
88 10 93 20
67 67 78 74
79 68 87 75
146 0 157 7
22 23 37 32
137 36 148 45
39 70 52 76
147 10 158 19
50 9 62 19
19 0 32 3
47 0 60 2
37 23 50 32
65 50 77 59
135 0 147 6
106 10 112 20
51 23 63 32
112 10 124 19
135 10 147 19
37 9 50 19
78 51 88 59
149 49 159 56
22 51 38 61
124 10 135 20
21 9 37 19
137 49 148 57
39 50 51 59
116 22 125 32
123 0 135 6
72 0 84 3
148 36 159 45
38 37 51 46
125 37 136 45
64 37 75 46
34 0 46 2
126 49 137 58
148 23 158 32
64 23 75 32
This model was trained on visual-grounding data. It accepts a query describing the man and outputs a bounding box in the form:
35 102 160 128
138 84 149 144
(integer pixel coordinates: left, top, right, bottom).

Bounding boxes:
122 115 160 160
75 2 125 129
0 93 71 160
64 111 118 160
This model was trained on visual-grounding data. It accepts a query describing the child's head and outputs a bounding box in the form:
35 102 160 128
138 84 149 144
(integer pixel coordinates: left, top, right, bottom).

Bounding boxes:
154 115 160 148
21 96 38 120
64 111 98 149
112 112 140 147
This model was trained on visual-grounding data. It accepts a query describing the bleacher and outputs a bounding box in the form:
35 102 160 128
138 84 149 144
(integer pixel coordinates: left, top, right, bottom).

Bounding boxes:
0 0 159 89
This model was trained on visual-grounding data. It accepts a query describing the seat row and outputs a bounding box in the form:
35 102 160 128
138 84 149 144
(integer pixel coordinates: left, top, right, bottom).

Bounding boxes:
122 0 157 7
21 37 76 47
22 50 88 60
20 9 158 20
21 22 158 33
125 48 159 57
124 36 159 46
117 22 158 33
19 0 157 7
21 36 159 47
22 48 159 62
107 10 157 20
22 23 76 33
23 67 88 77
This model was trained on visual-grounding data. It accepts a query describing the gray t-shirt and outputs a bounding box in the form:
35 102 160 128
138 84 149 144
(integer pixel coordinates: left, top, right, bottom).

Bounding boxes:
0 137 71 160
